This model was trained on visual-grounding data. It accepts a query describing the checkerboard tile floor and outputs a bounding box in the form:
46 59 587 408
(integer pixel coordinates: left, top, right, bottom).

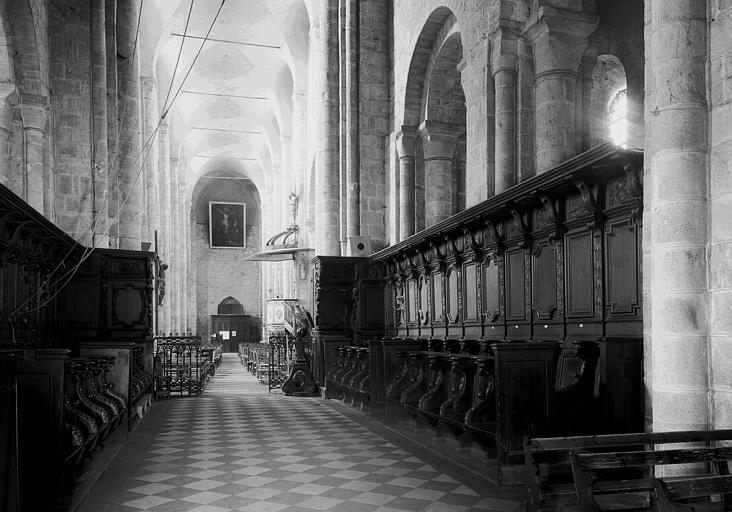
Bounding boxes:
75 354 523 512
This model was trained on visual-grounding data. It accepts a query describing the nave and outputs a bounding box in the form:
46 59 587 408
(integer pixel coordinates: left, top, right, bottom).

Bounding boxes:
74 354 523 512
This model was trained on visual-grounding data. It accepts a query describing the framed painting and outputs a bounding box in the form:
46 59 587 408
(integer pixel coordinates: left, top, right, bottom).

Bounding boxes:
209 201 245 248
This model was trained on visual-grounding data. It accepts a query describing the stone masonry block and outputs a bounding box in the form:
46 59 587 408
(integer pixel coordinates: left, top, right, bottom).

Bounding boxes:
713 391 732 429
710 242 732 289
652 334 708 388
711 102 732 148
710 337 732 392
651 246 706 292
652 151 706 200
651 292 707 335
651 198 706 245
648 108 707 155
710 289 732 335
711 195 732 241
652 388 709 431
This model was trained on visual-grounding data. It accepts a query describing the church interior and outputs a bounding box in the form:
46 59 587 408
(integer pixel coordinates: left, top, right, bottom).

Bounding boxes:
2 0 732 511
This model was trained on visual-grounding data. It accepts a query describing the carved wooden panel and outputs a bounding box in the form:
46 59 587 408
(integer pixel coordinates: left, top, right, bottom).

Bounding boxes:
494 342 557 470
362 285 384 328
532 241 557 320
463 263 478 323
395 281 405 327
418 274 429 325
110 283 147 329
505 250 526 321
482 256 501 322
565 231 594 318
446 267 459 324
385 284 395 329
432 273 444 324
59 278 98 329
407 279 417 326
605 220 640 317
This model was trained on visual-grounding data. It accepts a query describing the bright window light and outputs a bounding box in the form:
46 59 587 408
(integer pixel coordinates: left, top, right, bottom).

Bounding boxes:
608 88 628 148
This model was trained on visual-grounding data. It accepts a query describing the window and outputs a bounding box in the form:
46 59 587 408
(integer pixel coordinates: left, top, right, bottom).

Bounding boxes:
608 88 628 147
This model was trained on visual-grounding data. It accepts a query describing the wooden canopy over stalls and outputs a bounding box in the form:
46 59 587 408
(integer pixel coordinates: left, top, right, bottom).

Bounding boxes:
311 142 644 483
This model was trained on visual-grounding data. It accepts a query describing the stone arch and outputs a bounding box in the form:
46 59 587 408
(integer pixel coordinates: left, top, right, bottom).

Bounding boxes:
281 0 310 90
422 23 464 125
0 0 14 87
7 0 45 97
218 296 244 315
411 10 466 227
402 6 456 127
589 54 627 145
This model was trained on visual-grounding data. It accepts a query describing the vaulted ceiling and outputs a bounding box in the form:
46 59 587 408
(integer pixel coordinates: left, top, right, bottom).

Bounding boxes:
141 0 312 195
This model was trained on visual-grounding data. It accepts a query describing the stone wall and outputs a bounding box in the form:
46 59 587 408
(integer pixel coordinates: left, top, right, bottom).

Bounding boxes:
192 178 262 340
709 0 732 429
49 0 93 243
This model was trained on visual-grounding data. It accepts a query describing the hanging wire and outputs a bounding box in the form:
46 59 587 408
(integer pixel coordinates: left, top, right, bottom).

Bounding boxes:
9 0 228 319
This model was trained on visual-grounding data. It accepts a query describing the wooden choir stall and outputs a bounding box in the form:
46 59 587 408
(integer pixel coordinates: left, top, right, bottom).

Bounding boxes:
311 143 644 484
0 183 156 511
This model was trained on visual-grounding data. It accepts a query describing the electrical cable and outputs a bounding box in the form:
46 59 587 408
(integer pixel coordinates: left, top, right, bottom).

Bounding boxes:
10 0 227 319
160 0 195 114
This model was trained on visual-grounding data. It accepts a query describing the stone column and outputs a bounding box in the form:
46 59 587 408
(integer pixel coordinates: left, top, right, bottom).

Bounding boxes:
169 158 180 333
292 89 307 198
91 0 109 247
419 121 460 228
345 0 360 240
396 126 417 240
20 99 48 214
105 0 117 174
115 0 143 250
492 29 518 194
141 77 160 248
158 122 171 334
315 0 341 256
178 173 188 332
0 86 15 186
646 0 709 432
187 203 197 333
525 7 596 173
709 0 732 429
452 138 466 214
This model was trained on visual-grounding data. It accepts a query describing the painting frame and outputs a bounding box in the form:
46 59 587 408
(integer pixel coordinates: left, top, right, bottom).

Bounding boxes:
209 201 246 249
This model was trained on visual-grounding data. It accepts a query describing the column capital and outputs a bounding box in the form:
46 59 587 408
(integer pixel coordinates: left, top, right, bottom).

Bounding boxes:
140 76 156 88
18 96 49 132
418 120 463 159
0 84 17 132
522 6 598 75
489 25 520 74
395 125 418 157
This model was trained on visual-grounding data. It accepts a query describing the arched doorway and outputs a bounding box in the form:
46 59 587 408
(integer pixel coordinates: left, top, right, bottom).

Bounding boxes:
211 296 261 353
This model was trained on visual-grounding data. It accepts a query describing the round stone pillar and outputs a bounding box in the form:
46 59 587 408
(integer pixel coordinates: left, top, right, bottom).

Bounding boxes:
169 157 180 333
158 122 171 333
315 0 341 256
141 77 160 247
526 9 596 173
20 100 49 214
494 67 516 193
396 126 417 240
292 89 307 196
0 86 15 186
345 0 360 240
178 174 188 331
116 0 143 250
647 0 709 432
91 0 109 246
419 121 460 228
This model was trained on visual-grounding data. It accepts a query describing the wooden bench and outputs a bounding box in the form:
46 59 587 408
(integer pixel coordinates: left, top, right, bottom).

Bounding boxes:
525 429 732 512
572 443 732 511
